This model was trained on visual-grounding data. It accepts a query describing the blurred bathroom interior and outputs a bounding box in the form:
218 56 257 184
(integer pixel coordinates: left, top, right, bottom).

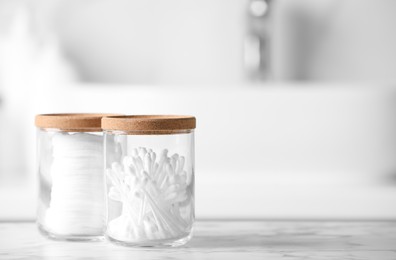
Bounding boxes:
1 0 396 220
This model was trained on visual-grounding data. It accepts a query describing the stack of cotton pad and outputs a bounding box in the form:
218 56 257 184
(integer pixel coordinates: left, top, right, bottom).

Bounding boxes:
45 133 105 235
106 147 193 242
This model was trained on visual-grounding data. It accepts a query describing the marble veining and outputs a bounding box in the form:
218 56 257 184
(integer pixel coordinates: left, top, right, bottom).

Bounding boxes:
0 220 395 259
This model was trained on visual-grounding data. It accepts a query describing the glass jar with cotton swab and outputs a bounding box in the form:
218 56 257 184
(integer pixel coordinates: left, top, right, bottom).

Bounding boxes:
102 115 196 247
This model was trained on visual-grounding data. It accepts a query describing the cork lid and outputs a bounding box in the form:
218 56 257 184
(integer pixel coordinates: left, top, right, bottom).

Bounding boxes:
35 113 120 132
102 115 196 134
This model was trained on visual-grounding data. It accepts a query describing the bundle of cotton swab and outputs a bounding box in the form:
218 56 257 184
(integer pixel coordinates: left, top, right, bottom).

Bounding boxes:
45 133 105 236
106 147 193 242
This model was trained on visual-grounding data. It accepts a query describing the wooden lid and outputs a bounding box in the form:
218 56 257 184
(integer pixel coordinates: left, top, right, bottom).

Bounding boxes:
102 115 196 134
35 113 120 132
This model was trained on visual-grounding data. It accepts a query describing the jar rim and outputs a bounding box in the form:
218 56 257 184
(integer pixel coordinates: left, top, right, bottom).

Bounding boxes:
35 113 121 131
101 115 196 132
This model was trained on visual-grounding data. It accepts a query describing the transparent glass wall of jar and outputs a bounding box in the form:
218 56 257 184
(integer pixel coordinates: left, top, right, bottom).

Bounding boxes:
103 116 195 247
35 114 114 241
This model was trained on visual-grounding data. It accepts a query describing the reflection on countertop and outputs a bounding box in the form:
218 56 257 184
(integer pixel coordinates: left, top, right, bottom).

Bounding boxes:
0 220 395 259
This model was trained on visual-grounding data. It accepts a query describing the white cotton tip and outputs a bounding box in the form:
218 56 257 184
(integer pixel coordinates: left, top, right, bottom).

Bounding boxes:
123 156 133 168
171 153 179 161
177 156 185 174
173 191 188 203
176 174 187 186
109 187 122 201
112 162 123 173
153 163 159 176
185 170 192 185
133 157 144 175
107 215 133 241
150 152 156 166
124 174 136 187
161 149 168 158
143 219 158 240
138 147 147 159
144 153 152 174
170 158 177 173
140 173 149 189
123 164 136 177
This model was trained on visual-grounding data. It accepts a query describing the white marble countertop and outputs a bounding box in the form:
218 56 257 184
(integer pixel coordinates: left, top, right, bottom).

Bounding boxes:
0 220 395 259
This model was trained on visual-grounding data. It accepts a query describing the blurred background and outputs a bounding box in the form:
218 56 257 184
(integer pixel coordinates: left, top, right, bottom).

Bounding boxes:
1 0 396 220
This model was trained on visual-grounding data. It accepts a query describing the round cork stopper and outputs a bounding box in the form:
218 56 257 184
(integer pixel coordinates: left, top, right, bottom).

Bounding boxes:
102 115 196 134
35 113 120 132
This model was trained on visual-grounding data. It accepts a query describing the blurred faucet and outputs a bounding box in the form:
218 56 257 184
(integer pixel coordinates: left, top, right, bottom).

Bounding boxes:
244 0 272 82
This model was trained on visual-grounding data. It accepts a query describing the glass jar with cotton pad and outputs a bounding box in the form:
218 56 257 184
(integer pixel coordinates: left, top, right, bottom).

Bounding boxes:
102 115 196 247
35 113 118 241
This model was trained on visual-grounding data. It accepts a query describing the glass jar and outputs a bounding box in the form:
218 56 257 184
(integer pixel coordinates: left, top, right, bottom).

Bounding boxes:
35 113 116 241
102 115 196 247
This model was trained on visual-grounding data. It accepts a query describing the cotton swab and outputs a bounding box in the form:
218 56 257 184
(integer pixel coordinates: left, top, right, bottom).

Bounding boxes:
106 147 192 243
